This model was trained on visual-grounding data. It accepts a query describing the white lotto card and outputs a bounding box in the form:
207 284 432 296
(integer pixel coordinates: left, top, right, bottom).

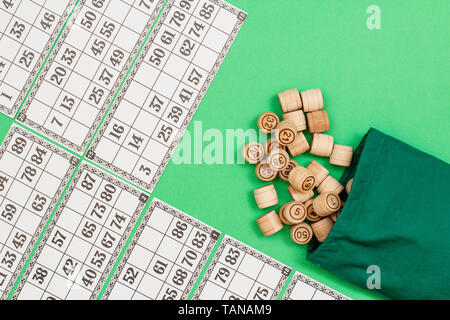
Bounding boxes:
0 124 79 299
282 271 350 300
87 0 247 191
193 236 292 300
0 0 76 117
17 0 167 153
10 162 148 300
102 198 221 300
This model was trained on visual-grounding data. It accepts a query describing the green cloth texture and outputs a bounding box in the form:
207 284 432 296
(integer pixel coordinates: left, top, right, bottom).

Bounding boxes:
307 128 450 300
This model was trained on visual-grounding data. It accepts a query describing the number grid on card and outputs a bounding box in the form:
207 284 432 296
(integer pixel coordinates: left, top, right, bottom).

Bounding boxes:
193 236 292 300
0 125 79 300
99 198 221 300
9 162 148 300
87 0 247 191
0 0 78 118
17 0 167 154
282 271 350 300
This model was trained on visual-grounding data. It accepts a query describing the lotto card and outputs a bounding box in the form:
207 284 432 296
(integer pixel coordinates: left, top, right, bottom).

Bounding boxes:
0 0 76 117
87 0 247 191
282 271 350 300
17 0 166 153
10 162 148 300
193 236 292 300
0 124 79 299
101 198 221 300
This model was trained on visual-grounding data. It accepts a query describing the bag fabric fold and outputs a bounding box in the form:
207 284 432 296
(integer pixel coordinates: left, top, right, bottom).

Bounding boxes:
307 128 450 300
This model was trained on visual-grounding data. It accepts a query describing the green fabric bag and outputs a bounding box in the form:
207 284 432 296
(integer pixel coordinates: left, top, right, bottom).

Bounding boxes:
307 128 450 300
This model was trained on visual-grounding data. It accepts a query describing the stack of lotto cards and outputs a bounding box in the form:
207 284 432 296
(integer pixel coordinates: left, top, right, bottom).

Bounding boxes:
0 0 349 300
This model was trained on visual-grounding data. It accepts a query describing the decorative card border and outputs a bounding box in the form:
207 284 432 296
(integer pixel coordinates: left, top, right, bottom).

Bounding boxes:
17 0 167 154
9 161 148 300
99 197 221 300
193 236 292 300
88 0 247 191
1 124 80 300
0 0 79 118
282 271 350 300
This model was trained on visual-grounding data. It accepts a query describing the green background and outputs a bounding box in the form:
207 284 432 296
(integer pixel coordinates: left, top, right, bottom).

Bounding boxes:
1 0 449 300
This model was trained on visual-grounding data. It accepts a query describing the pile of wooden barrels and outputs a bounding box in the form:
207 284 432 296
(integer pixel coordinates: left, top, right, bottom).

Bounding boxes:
243 88 354 245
